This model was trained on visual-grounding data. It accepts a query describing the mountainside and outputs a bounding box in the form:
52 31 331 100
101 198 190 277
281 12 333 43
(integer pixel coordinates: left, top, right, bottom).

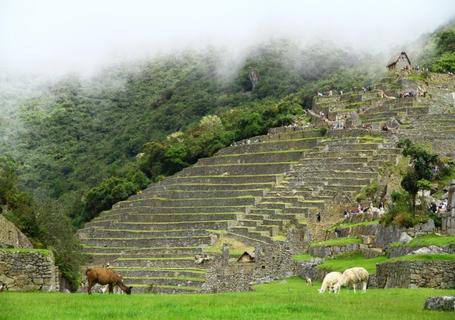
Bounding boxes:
79 72 455 293
0 42 377 226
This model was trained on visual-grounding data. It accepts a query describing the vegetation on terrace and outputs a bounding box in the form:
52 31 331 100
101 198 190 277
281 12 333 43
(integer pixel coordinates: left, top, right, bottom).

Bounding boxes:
390 234 455 248
309 237 361 248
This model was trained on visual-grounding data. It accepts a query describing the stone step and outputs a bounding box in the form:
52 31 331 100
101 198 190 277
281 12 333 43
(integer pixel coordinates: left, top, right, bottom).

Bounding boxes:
261 196 301 204
120 212 243 223
325 143 383 151
295 170 377 179
292 176 372 186
117 197 258 208
164 174 282 185
256 202 289 210
130 284 201 294
113 257 206 268
227 232 272 246
249 208 280 215
197 150 305 165
256 225 279 236
114 267 206 279
138 189 267 199
262 218 291 228
106 220 234 231
82 246 203 256
80 235 213 248
160 182 274 191
80 228 211 239
216 138 319 155
123 276 205 287
298 156 369 164
231 226 271 238
296 162 372 171
111 206 246 214
180 162 294 176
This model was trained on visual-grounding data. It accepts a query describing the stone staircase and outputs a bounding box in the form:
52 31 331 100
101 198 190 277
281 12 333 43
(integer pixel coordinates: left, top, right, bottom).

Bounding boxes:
79 127 326 293
227 132 402 243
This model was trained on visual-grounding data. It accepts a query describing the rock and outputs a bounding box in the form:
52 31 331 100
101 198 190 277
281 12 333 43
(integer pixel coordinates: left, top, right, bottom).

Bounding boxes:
411 245 443 255
420 219 435 233
399 232 413 244
424 296 455 311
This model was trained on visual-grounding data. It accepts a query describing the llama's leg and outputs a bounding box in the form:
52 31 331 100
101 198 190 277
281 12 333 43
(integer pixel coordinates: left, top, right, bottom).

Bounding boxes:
108 283 114 294
87 280 93 295
353 283 356 293
362 281 367 292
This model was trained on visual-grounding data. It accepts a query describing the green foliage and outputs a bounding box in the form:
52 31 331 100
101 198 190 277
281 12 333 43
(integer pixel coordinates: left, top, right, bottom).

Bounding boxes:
0 157 84 290
431 52 455 73
309 237 361 248
435 29 455 54
1 43 375 226
389 253 455 262
3 279 455 320
82 171 149 223
397 139 438 215
355 181 378 203
382 191 418 228
390 234 455 248
138 97 303 186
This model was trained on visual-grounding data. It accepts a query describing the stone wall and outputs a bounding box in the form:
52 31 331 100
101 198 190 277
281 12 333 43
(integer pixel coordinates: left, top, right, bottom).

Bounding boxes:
308 243 361 258
202 243 295 293
376 260 455 289
0 249 59 291
0 215 33 248
387 245 455 258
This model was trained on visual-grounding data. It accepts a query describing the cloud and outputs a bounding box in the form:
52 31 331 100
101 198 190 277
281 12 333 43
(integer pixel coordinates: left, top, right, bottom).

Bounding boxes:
0 0 453 75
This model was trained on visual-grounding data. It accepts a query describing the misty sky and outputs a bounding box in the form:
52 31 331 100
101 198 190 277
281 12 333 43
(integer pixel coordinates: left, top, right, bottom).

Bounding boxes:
1 0 454 75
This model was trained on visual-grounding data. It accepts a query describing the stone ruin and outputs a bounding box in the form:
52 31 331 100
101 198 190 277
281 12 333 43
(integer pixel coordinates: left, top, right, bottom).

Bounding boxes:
442 180 455 235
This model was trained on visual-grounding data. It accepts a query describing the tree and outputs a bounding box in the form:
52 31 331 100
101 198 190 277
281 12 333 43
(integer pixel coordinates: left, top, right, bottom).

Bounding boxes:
398 139 438 215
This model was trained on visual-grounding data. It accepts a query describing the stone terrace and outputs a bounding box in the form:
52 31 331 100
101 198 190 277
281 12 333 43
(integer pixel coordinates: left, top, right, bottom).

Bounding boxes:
79 127 327 293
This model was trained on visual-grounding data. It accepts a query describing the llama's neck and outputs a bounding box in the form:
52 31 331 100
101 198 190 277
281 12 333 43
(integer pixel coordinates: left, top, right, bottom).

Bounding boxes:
116 281 129 292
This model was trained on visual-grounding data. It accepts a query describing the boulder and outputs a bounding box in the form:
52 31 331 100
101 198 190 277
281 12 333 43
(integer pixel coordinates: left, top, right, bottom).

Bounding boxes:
411 245 443 255
399 232 413 244
424 296 455 311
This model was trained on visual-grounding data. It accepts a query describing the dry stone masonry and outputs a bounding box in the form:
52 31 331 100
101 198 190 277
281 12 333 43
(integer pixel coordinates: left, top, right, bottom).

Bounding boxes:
376 260 455 289
0 249 59 291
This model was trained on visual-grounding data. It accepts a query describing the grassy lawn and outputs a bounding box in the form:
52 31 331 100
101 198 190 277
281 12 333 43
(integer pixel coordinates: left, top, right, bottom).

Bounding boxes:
317 252 389 273
1 278 454 320
310 237 361 248
390 234 455 248
326 220 379 232
390 253 455 262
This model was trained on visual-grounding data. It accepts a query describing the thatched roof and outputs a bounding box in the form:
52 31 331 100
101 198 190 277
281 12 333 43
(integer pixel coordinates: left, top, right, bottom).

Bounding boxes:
387 51 411 67
237 251 255 262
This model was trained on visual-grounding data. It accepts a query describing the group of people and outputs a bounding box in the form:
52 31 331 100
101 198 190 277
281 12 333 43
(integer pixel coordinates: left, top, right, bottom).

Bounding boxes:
343 202 385 220
430 199 449 214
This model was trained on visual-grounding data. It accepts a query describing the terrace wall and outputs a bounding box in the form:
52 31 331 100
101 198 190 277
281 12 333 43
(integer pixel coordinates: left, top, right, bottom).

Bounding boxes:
376 260 455 289
0 249 59 291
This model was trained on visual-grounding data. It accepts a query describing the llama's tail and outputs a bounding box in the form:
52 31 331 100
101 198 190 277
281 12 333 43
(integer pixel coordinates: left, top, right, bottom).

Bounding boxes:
85 268 92 275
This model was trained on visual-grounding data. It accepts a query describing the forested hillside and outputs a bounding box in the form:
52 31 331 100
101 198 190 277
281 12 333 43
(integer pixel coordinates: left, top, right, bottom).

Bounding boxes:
1 41 378 226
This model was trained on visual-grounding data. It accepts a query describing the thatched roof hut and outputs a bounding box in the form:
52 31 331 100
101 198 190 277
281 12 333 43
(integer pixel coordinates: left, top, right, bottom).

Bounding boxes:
387 51 411 71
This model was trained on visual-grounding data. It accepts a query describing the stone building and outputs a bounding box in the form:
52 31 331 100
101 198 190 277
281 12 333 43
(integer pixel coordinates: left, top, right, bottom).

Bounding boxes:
387 51 411 71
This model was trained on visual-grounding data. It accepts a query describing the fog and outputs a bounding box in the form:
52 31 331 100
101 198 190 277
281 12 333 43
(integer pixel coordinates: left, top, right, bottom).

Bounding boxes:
1 0 454 76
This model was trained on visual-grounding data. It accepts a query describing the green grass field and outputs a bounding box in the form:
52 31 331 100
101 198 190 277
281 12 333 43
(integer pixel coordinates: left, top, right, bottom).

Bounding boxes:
1 278 454 320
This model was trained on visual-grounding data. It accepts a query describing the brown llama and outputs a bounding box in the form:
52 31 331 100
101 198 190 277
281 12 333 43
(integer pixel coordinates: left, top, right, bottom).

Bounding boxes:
85 267 132 295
